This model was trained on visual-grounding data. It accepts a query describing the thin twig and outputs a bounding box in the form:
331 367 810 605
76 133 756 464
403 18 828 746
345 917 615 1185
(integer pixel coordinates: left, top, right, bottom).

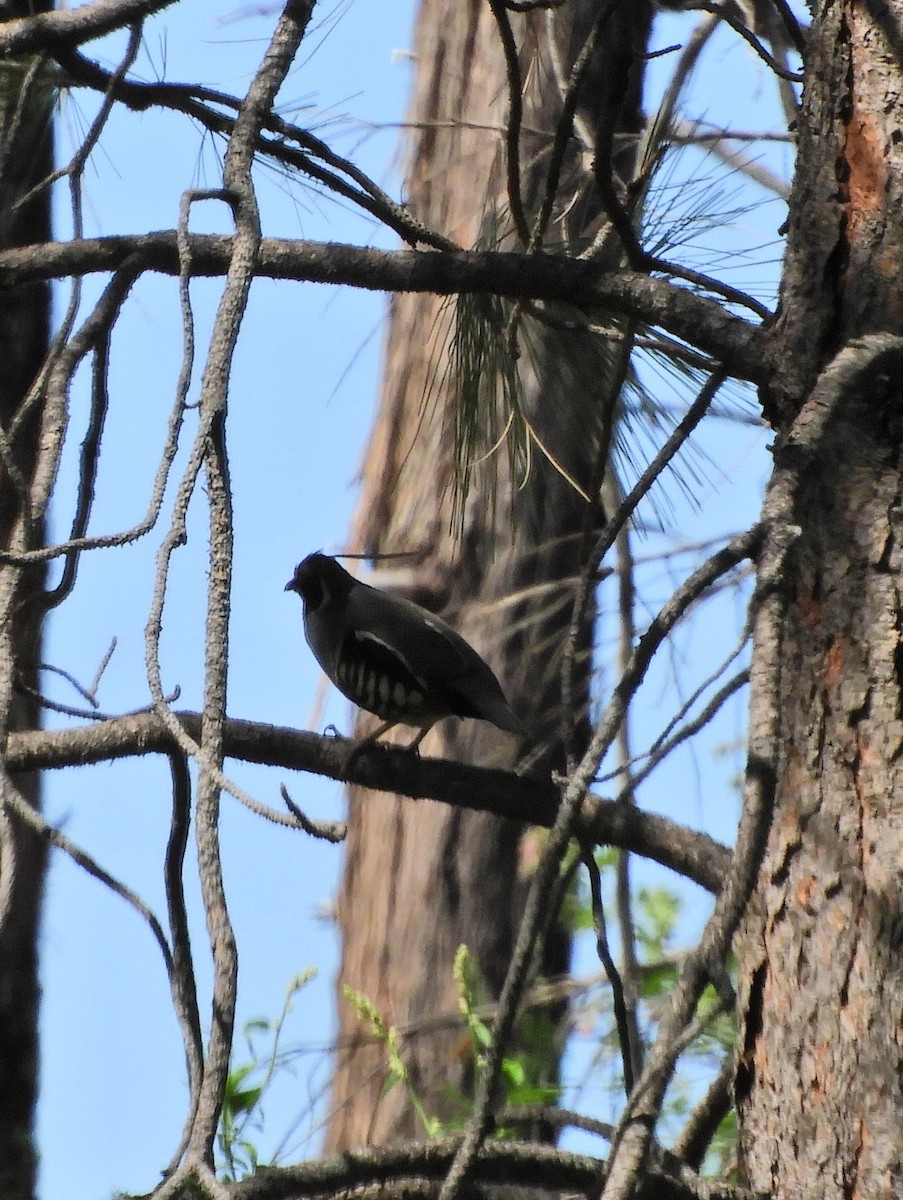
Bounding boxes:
581 846 634 1094
682 0 803 80
12 23 143 218
161 751 204 1179
281 784 347 842
0 52 49 193
769 0 807 54
531 1 618 250
619 667 750 796
488 0 531 246
51 48 459 252
562 369 727 765
636 12 720 191
0 770 173 970
671 117 791 199
1 30 144 564
673 1052 735 1169
38 271 130 613
633 627 752 769
17 675 180 723
611 512 644 1084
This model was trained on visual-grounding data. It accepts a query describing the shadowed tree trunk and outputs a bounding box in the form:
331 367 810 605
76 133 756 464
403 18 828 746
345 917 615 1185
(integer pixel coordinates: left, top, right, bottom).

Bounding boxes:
0 21 53 1200
325 0 651 1149
736 0 903 1192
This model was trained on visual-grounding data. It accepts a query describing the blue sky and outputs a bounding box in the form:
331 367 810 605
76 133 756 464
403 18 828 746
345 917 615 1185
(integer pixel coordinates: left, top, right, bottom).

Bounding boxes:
33 2 793 1196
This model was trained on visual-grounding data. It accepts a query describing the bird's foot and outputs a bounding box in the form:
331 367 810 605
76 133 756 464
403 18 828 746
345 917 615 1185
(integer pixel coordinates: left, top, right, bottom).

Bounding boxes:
339 739 367 780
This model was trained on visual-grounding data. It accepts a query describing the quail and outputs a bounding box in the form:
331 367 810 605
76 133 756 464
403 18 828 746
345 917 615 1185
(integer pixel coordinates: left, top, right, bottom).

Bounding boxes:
285 552 526 752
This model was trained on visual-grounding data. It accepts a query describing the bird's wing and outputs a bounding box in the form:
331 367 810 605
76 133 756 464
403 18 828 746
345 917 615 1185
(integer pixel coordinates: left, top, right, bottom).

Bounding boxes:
349 585 525 734
349 587 479 682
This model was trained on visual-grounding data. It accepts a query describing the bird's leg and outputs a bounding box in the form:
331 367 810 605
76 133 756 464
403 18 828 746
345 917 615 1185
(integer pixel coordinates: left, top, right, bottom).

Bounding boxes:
406 722 437 753
339 719 437 780
340 718 399 778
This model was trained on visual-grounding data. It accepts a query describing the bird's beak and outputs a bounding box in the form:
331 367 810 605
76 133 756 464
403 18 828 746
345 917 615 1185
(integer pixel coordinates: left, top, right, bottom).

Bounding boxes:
284 579 294 592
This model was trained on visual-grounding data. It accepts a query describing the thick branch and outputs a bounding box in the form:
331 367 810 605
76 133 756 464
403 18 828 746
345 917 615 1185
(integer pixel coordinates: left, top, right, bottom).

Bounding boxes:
221 1138 761 1200
0 0 177 55
4 714 730 893
0 236 770 384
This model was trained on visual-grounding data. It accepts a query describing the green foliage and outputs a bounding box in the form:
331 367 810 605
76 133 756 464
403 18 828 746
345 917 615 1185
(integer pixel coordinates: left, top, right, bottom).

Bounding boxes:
453 945 560 1127
634 886 681 959
216 968 317 1182
501 1008 562 1111
340 950 561 1142
343 985 443 1138
215 866 738 1178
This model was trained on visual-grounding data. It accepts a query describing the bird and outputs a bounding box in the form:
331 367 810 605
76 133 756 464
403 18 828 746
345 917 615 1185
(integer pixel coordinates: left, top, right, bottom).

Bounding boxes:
285 552 526 755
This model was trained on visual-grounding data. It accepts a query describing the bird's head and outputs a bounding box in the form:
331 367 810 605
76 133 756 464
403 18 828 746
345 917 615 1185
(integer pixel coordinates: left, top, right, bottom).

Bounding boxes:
285 552 354 610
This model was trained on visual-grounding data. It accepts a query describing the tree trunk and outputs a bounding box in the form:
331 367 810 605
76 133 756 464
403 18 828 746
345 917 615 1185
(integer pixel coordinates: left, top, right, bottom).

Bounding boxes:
736 0 903 1192
325 0 650 1149
0 28 53 1200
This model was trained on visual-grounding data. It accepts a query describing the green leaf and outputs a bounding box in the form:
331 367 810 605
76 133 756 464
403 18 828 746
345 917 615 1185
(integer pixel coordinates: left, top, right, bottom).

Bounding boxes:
380 1071 402 1097
502 1057 526 1088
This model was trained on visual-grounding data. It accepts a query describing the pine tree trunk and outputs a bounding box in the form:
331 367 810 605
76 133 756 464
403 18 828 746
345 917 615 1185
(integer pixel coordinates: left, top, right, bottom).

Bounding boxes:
0 26 53 1200
736 0 903 1191
325 0 650 1149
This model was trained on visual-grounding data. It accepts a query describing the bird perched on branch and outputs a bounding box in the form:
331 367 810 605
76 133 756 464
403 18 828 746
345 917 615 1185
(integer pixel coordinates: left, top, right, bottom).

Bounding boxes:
286 552 526 754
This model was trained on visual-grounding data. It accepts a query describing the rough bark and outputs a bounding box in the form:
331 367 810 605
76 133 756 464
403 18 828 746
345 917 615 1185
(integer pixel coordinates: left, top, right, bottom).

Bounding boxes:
325 0 651 1150
0 22 53 1200
736 0 903 1192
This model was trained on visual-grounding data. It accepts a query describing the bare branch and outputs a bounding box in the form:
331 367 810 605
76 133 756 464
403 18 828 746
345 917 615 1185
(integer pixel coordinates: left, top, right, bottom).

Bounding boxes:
0 0 177 56
488 0 530 246
671 118 791 199
0 52 49 207
562 369 728 758
3 714 731 893
161 751 204 1177
531 1 619 250
280 784 347 843
157 0 317 1171
50 46 458 251
673 1053 735 1169
621 666 750 796
0 237 770 383
581 846 634 1094
216 1136 761 1200
18 22 143 222
0 770 173 970
681 0 803 80
611 513 644 1086
768 0 807 54
37 267 136 612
